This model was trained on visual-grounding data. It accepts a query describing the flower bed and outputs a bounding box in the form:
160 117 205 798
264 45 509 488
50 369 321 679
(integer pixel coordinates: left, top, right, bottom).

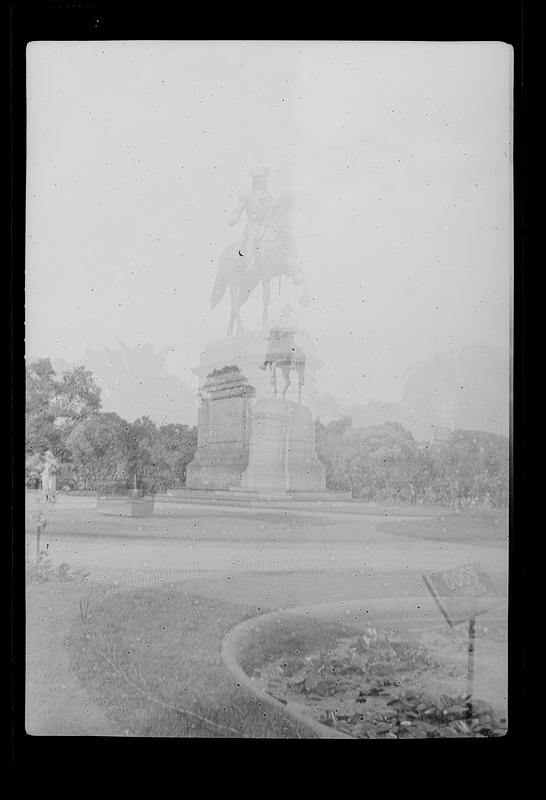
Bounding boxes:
249 623 507 738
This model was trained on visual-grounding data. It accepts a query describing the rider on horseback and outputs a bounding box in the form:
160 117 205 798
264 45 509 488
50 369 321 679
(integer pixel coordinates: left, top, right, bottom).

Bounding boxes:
228 167 274 276
211 169 312 336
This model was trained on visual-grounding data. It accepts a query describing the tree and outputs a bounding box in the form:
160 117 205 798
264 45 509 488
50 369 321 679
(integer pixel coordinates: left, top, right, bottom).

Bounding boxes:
65 412 130 491
316 418 438 503
154 423 198 489
315 416 354 491
126 416 158 488
26 359 103 461
435 429 509 508
53 365 102 427
26 358 63 456
346 422 422 501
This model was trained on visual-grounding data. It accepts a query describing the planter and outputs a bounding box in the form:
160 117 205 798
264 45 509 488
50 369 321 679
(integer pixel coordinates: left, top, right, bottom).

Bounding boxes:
97 495 155 517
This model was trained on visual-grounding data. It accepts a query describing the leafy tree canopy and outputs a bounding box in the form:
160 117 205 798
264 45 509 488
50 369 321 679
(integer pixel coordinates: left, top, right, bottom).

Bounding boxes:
26 359 102 457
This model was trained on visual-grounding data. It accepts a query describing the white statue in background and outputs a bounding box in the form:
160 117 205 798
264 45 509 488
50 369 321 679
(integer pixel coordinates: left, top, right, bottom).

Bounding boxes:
40 450 58 503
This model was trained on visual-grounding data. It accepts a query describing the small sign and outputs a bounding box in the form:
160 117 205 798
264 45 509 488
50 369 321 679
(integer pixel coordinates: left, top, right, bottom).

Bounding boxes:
423 561 504 627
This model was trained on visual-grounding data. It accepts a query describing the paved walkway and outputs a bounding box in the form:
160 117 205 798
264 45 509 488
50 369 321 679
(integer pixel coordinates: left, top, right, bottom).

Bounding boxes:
33 494 507 588
38 532 507 587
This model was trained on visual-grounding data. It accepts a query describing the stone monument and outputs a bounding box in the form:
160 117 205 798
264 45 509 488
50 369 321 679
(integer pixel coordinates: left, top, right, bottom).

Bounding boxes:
185 171 327 495
186 324 326 493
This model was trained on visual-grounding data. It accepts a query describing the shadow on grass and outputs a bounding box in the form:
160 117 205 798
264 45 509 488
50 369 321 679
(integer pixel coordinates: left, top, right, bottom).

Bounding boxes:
68 586 316 738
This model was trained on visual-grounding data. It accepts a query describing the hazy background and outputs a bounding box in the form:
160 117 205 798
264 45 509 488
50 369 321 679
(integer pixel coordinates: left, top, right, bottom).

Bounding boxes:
26 41 512 438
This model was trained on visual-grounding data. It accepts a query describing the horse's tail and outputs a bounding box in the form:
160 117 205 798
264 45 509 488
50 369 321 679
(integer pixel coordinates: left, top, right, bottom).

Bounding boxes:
210 247 231 310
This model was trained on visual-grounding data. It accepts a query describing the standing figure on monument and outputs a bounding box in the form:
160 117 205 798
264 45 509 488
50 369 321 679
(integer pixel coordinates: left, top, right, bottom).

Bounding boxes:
210 169 311 336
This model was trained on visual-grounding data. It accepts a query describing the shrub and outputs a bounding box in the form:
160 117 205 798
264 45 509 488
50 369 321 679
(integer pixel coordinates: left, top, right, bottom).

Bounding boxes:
315 419 508 508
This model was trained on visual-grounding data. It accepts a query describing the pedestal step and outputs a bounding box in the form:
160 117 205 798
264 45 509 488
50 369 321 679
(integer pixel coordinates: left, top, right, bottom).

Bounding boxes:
97 496 155 517
165 488 352 504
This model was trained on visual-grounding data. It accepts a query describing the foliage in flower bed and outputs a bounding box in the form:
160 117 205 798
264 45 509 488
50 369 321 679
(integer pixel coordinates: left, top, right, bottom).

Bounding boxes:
250 626 507 739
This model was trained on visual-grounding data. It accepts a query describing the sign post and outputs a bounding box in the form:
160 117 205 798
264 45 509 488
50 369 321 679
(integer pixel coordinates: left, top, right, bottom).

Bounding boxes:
423 561 503 719
466 616 476 719
35 502 47 560
36 518 41 560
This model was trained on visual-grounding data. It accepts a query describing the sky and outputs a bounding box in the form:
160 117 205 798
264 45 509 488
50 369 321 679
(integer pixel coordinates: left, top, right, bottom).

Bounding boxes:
25 40 513 414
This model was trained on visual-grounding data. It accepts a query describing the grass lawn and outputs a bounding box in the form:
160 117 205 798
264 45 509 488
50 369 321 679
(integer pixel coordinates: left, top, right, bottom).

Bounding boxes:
29 566 360 737
26 579 118 736
68 585 317 737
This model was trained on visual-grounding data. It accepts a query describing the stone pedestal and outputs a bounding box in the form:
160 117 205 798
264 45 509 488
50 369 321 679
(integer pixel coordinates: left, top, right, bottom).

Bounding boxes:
185 365 255 490
185 326 326 492
241 397 326 492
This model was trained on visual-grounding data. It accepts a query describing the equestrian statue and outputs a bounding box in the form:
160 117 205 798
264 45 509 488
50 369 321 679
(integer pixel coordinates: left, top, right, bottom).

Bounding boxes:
210 168 312 336
260 326 305 403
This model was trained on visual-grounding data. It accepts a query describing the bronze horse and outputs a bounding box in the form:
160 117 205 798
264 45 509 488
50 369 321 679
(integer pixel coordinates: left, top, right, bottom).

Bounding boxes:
260 328 305 403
